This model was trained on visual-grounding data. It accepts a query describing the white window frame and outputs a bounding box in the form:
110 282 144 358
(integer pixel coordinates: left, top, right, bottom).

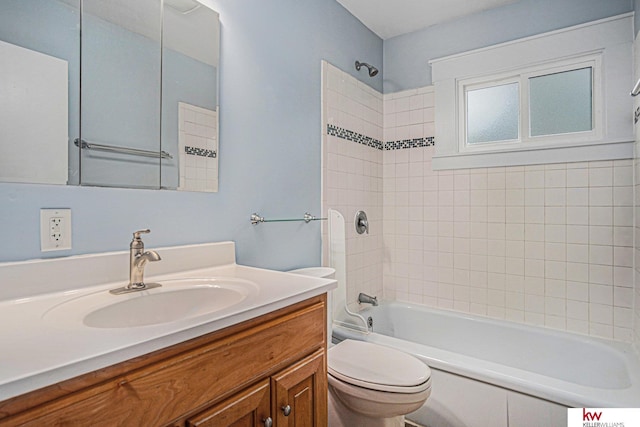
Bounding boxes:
458 53 602 153
523 57 601 145
431 13 633 170
460 75 521 150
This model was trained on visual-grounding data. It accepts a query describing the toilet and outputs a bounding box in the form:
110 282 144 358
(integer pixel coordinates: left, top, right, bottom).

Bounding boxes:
289 209 432 426
327 339 431 427
290 262 432 427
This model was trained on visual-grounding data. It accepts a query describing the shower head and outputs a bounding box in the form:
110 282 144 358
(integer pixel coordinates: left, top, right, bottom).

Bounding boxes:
355 60 379 77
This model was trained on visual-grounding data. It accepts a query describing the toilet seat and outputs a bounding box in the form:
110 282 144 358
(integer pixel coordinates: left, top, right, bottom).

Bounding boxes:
328 339 431 393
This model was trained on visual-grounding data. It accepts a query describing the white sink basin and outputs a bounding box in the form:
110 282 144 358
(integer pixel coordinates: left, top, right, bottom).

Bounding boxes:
43 278 259 328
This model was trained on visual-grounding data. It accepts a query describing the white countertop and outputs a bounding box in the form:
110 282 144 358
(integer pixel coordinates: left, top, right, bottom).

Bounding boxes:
0 242 336 401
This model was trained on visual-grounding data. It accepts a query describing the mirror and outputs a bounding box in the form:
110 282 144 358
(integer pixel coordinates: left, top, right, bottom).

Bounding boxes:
0 0 80 185
161 0 220 192
0 0 219 192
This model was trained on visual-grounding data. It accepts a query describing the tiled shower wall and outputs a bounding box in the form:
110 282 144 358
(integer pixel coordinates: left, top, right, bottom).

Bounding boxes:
321 61 384 305
323 62 636 343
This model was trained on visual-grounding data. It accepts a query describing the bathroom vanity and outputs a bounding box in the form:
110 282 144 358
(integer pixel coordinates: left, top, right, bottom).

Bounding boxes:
0 242 335 426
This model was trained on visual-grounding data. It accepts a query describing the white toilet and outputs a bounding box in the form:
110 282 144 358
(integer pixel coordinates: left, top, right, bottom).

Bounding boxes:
327 339 431 427
288 266 432 426
290 208 432 426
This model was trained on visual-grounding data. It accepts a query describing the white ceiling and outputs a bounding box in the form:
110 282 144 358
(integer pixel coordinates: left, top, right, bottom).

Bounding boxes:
337 0 518 39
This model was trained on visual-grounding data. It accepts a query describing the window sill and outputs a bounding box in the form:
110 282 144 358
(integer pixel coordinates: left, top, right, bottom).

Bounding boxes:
431 139 633 170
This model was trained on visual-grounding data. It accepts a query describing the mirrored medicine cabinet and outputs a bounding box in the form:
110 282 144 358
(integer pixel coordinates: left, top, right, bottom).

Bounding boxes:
0 0 220 192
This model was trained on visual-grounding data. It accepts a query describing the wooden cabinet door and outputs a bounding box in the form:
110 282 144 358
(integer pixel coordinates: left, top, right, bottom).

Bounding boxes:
271 350 327 427
186 380 271 427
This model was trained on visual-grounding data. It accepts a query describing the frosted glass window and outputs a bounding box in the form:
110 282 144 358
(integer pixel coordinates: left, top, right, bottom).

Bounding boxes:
466 82 519 144
529 67 592 137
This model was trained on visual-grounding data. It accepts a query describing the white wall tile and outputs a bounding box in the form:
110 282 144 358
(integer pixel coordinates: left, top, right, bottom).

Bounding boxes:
567 281 589 301
589 207 613 226
525 170 545 188
566 188 589 206
567 300 589 320
614 186 633 206
545 170 566 188
545 189 566 206
324 70 635 342
567 207 588 225
590 187 613 206
567 168 588 187
567 225 589 244
589 167 613 187
567 244 589 263
613 165 633 186
525 189 545 206
614 206 633 226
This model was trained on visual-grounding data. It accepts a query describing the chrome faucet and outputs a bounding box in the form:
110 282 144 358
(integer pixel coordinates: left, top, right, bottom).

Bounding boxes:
129 229 161 288
110 229 162 295
358 292 378 306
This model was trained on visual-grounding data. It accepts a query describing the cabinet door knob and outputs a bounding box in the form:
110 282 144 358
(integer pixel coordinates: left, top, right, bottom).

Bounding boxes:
263 417 273 427
281 405 291 416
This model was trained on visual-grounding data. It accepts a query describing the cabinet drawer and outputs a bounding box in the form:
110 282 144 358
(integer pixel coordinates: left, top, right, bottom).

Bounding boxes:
4 301 325 426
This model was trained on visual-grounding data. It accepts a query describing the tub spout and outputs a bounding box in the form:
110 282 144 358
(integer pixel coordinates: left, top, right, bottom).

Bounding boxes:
358 292 378 306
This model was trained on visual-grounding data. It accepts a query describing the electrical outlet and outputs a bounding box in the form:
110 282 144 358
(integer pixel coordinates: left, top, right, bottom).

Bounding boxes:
40 209 72 251
50 217 63 244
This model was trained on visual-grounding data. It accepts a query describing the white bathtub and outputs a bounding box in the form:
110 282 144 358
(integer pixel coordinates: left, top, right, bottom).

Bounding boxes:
332 301 640 415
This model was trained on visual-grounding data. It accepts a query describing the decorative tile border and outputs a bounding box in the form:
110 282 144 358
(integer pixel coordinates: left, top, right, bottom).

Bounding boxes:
327 124 383 150
327 124 434 151
185 146 217 158
384 137 434 150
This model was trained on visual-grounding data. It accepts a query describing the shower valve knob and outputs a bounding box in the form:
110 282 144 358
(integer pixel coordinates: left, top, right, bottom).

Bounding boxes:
355 210 369 234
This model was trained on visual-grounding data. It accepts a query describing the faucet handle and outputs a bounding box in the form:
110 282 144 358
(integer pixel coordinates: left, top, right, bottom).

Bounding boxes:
131 229 151 250
132 229 151 240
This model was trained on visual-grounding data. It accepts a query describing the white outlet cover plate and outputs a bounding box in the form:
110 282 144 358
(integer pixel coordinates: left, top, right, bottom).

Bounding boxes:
40 208 72 252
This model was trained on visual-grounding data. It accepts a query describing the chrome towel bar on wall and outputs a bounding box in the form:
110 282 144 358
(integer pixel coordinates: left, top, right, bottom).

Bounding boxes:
75 138 173 160
250 212 327 225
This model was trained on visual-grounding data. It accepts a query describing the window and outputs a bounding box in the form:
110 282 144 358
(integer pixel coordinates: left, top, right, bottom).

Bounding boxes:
529 67 592 137
430 13 633 170
466 81 519 144
458 55 599 153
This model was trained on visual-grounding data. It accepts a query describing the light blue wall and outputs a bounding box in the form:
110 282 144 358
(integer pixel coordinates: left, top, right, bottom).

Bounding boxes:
0 0 382 269
383 0 634 92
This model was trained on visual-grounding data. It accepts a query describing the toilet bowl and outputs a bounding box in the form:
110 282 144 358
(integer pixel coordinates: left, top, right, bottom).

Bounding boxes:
327 339 431 427
289 209 432 426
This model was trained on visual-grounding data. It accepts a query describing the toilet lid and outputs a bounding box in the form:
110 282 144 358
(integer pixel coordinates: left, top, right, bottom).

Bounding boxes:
328 340 431 393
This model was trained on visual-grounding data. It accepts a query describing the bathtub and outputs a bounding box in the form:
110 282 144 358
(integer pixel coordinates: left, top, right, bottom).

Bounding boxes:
332 301 640 425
